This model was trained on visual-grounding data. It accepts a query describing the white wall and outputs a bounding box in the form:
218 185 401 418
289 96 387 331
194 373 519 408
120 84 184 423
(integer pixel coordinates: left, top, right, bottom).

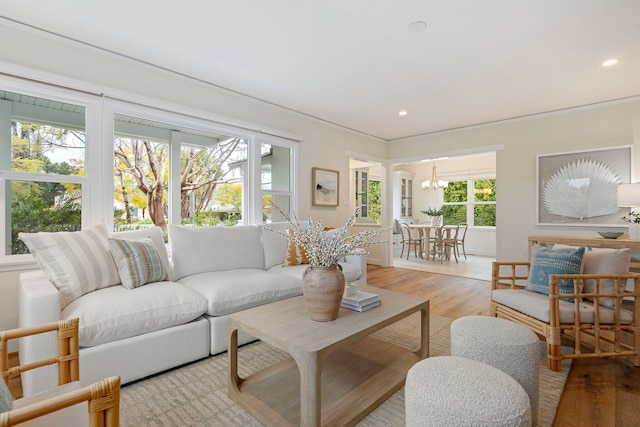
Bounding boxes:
388 100 640 262
0 23 388 329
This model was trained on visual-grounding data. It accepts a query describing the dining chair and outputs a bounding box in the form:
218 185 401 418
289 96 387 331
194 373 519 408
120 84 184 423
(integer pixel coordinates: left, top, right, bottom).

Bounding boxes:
454 224 469 259
400 223 423 260
432 225 459 263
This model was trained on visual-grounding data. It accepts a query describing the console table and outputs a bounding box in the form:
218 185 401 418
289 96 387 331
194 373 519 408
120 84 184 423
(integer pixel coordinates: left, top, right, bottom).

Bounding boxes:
528 235 640 272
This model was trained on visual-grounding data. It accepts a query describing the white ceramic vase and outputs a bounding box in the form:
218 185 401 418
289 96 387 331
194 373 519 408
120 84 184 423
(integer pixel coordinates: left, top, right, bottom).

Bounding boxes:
430 216 442 226
629 223 640 240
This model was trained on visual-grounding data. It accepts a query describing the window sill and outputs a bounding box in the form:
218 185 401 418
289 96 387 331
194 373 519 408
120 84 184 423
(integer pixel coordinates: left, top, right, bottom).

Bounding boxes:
0 255 39 272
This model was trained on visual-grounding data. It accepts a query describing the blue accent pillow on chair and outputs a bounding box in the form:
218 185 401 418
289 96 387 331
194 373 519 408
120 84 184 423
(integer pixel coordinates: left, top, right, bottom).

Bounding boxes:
0 378 12 412
525 244 586 300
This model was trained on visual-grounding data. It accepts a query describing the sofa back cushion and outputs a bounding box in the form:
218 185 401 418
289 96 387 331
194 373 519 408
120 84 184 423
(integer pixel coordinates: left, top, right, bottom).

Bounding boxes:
260 221 309 269
169 225 264 280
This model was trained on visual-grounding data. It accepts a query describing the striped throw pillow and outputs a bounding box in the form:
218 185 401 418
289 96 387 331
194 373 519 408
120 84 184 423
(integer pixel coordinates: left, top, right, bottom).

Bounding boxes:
525 244 586 301
19 223 120 308
109 237 168 289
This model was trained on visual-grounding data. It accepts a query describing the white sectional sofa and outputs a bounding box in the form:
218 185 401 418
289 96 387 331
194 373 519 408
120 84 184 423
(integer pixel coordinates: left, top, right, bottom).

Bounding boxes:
18 222 366 396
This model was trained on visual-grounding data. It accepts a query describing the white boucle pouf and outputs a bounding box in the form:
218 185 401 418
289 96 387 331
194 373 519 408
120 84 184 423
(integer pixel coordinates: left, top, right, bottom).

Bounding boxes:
405 356 531 427
451 315 540 425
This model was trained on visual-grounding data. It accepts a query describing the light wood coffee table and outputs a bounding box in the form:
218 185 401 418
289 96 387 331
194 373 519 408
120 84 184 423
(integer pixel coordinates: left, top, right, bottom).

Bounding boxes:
228 285 429 427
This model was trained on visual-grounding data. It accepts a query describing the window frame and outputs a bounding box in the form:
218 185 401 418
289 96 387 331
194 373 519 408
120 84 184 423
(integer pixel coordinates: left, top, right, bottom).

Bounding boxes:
0 74 299 268
442 177 496 228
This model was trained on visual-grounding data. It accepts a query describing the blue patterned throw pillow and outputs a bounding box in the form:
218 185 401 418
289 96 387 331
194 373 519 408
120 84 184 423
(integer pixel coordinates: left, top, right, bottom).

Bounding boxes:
526 244 585 300
109 237 168 289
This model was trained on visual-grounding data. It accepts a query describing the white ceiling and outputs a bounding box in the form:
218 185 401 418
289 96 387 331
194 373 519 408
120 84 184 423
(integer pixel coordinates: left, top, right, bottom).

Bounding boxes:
2 1 639 141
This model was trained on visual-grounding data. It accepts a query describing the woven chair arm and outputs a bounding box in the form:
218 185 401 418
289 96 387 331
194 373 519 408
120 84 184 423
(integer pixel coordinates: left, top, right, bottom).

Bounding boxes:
491 261 531 290
0 376 120 427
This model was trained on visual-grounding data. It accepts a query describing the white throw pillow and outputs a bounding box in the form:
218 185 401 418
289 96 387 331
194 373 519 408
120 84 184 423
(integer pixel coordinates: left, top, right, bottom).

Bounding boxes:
553 244 630 307
19 223 120 308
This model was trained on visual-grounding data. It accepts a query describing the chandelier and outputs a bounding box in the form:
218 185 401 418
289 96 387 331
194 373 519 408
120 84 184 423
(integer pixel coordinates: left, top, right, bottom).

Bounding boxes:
421 162 448 190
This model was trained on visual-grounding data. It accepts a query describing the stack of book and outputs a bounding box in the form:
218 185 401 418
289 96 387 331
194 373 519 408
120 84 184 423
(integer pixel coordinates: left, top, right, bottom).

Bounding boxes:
341 289 381 312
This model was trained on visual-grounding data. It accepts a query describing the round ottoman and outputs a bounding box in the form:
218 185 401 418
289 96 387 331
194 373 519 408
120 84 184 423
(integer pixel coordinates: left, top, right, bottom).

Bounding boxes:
405 356 531 426
451 316 539 425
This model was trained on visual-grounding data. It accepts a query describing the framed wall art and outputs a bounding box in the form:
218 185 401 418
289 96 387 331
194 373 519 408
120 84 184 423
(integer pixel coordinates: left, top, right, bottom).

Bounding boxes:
537 145 632 226
312 167 339 207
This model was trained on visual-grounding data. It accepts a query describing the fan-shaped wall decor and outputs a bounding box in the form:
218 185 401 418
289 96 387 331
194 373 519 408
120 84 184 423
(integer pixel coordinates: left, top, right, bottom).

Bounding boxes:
542 158 621 220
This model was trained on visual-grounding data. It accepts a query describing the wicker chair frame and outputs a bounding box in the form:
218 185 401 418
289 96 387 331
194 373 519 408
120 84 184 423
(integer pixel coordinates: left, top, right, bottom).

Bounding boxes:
0 318 120 426
491 261 640 371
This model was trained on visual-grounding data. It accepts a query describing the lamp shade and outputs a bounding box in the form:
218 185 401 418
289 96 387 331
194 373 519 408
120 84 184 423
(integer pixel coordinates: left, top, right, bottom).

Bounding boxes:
617 183 640 207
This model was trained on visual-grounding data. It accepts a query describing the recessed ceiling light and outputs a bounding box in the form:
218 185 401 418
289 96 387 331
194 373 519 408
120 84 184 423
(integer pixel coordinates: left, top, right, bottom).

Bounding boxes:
408 21 427 33
602 58 618 67
399 110 408 117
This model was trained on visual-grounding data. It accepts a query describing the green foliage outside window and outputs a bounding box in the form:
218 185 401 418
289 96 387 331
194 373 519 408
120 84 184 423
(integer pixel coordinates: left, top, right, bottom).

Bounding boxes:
368 180 381 224
442 179 496 226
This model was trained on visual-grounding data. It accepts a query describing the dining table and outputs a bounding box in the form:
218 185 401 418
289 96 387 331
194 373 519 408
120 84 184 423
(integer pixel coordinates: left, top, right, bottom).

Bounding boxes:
407 223 442 260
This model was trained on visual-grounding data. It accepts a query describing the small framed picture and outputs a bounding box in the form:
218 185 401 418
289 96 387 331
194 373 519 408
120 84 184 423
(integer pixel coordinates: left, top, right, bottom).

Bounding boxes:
312 167 339 207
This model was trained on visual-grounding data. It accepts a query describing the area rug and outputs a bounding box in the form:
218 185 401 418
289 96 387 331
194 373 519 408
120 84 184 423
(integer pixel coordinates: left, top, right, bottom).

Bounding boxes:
120 314 571 426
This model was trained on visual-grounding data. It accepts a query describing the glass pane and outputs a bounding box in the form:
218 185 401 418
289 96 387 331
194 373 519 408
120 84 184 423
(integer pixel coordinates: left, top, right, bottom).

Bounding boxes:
264 194 290 223
474 179 496 202
368 180 381 224
442 204 466 225
181 139 247 227
8 179 82 255
474 204 496 226
261 143 290 191
443 181 467 202
114 137 169 229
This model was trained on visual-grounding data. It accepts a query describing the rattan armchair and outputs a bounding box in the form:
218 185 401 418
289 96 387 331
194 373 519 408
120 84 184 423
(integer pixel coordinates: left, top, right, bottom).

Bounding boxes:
0 318 120 426
491 261 640 371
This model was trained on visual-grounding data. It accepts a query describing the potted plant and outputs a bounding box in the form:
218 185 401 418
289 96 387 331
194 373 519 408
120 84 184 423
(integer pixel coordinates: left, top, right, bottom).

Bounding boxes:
622 211 640 240
421 206 444 226
267 205 388 321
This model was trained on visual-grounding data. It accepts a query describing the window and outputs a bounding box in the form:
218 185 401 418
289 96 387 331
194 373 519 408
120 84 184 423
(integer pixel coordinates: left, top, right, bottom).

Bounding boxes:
442 178 495 226
0 77 297 265
354 168 381 224
0 89 88 257
111 113 295 231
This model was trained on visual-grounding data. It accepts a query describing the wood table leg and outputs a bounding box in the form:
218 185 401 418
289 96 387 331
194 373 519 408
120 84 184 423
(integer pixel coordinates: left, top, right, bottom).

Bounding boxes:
297 351 323 427
418 306 430 358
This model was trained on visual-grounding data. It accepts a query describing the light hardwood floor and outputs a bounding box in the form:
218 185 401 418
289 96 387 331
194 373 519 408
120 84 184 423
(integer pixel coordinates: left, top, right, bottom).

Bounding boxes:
367 264 640 427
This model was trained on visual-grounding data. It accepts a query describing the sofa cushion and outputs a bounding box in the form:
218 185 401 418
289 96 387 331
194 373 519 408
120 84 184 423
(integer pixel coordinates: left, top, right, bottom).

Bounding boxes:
553 244 630 308
525 244 585 300
269 261 362 283
261 222 309 270
18 223 120 309
177 269 302 316
112 226 173 281
169 225 264 280
492 289 634 324
108 237 168 289
62 282 207 347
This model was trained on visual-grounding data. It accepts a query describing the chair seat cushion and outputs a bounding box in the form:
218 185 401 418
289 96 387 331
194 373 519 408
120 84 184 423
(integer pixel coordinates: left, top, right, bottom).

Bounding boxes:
177 269 302 316
63 282 208 347
12 381 86 426
492 289 634 324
